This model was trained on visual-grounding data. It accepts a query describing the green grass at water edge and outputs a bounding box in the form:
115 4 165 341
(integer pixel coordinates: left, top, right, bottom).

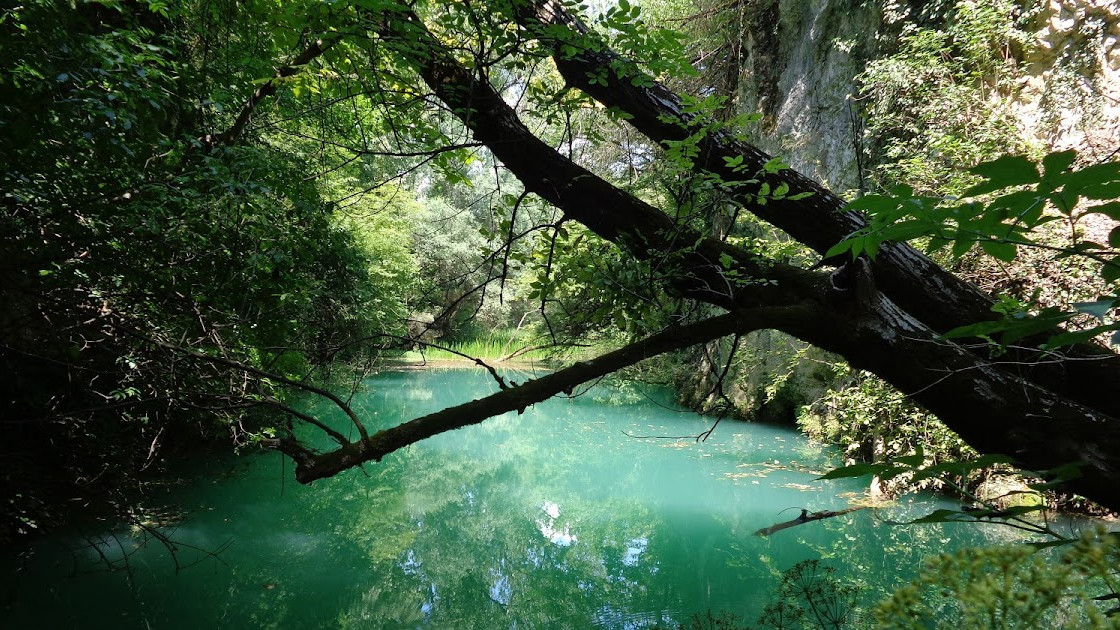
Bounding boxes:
400 331 558 362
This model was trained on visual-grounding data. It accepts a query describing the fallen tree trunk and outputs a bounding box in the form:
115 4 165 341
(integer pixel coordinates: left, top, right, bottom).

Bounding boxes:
276 309 796 482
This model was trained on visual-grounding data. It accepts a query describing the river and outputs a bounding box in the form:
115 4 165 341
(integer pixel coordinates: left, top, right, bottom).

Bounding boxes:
0 368 1060 628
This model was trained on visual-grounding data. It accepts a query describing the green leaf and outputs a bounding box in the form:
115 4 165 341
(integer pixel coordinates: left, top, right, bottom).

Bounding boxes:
1043 324 1118 349
1042 149 1077 177
1087 201 1120 221
824 238 856 260
892 447 925 468
964 155 1040 197
971 155 1042 182
999 309 1076 345
878 220 936 243
889 184 914 198
980 239 1017 262
942 309 1076 346
762 157 788 173
1063 161 1120 195
1080 180 1120 200
1104 257 1120 284
907 453 1017 484
950 237 974 259
1073 299 1117 321
941 320 1009 340
926 235 950 253
987 190 1046 219
876 466 912 482
846 194 900 215
909 509 966 524
850 238 864 259
817 462 888 480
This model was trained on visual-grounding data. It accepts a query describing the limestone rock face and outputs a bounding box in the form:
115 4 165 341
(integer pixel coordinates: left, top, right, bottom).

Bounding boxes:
736 0 885 192
735 0 1119 189
1018 1 1120 158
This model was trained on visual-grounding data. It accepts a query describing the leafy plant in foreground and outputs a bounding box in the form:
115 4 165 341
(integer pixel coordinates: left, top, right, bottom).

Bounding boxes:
758 559 861 629
875 531 1120 628
827 150 1120 350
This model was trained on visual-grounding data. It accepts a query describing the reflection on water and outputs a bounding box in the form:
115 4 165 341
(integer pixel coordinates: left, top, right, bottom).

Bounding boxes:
0 369 1070 628
543 500 561 520
623 537 648 567
538 501 578 547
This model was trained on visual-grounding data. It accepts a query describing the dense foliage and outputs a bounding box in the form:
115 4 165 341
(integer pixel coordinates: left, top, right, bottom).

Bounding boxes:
1 0 410 537
860 0 1039 194
875 532 1120 629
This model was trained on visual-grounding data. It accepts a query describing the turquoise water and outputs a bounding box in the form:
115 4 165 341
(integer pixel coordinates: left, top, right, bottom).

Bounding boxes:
1 369 1054 628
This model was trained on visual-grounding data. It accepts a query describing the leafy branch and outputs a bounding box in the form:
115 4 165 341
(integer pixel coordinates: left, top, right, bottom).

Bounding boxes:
827 150 1120 349
819 450 1080 544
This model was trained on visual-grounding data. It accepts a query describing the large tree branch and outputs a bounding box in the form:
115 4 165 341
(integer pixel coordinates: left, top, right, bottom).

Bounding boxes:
777 264 1120 510
510 0 989 328
186 6 1120 509
210 34 340 146
380 9 823 313
124 327 370 443
286 308 798 483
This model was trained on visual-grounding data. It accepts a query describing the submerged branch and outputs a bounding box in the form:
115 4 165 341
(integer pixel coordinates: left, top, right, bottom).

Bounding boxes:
754 507 867 537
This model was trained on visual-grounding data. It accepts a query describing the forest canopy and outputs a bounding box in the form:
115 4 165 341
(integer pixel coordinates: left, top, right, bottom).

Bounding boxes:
3 0 1120 540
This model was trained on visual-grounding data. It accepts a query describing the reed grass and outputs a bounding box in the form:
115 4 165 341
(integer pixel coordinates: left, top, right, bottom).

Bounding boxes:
400 330 560 363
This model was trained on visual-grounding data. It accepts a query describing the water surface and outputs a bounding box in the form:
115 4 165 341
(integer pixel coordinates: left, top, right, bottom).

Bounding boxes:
1 369 1049 627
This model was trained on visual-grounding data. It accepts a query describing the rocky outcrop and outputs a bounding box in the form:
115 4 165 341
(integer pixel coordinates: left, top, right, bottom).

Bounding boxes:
737 0 888 192
1019 0 1120 160
677 330 835 424
736 0 1119 186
